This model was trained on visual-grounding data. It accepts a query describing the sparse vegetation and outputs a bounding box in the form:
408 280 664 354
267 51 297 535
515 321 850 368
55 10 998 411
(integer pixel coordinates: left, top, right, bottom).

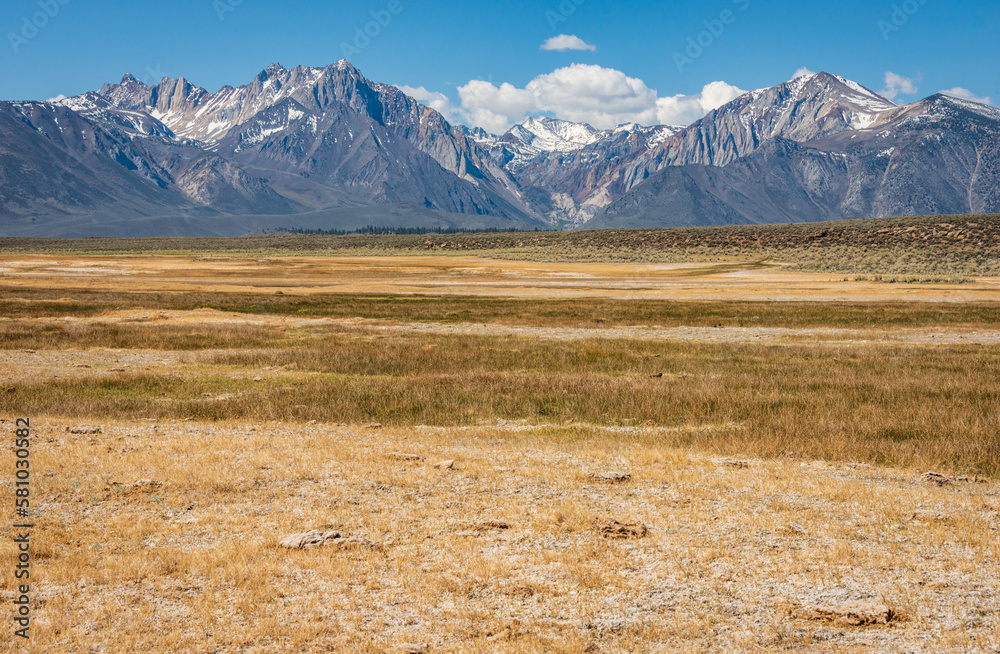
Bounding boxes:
3 288 1000 330
4 326 1000 476
850 274 972 284
1 223 999 652
3 213 1000 275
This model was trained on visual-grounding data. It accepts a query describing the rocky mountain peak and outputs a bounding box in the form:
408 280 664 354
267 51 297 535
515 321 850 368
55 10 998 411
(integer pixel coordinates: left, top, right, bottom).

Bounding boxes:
331 59 358 72
7 62 998 238
658 71 900 167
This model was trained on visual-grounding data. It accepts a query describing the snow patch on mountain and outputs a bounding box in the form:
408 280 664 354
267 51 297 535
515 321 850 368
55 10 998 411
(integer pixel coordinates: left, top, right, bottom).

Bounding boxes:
935 94 1000 120
508 117 605 154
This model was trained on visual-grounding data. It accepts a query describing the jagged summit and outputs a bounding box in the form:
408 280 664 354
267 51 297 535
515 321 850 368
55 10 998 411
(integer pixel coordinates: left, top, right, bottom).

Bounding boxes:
0 59 543 236
659 70 901 168
3 62 999 237
588 73 1000 229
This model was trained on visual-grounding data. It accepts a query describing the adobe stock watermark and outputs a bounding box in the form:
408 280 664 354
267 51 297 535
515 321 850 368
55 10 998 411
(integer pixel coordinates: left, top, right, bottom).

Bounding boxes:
546 0 588 30
339 0 405 59
12 418 34 641
673 0 751 74
139 64 168 86
7 0 72 54
214 0 243 21
877 0 929 41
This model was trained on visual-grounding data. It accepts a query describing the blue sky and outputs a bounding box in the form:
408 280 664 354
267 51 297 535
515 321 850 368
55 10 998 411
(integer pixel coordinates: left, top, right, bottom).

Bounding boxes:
2 0 997 131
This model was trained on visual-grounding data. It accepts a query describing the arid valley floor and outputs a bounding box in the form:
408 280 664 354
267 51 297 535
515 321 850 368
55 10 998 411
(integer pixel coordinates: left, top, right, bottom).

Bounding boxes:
2 219 1000 652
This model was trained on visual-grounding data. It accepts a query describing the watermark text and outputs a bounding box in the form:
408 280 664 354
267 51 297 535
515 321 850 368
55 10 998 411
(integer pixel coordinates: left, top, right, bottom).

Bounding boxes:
12 418 33 641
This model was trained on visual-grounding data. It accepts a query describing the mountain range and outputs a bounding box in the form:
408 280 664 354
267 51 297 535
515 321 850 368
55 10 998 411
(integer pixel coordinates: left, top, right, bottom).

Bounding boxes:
1 62 998 236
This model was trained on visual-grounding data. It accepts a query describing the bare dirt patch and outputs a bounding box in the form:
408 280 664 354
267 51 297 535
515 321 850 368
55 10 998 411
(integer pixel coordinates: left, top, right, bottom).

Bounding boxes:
2 254 999 302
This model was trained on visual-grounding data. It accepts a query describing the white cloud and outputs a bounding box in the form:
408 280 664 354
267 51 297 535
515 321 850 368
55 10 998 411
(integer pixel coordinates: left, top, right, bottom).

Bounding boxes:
397 85 463 122
879 71 919 101
792 67 816 80
439 64 745 132
525 65 657 127
46 94 67 103
655 81 745 126
939 87 993 106
400 64 745 133
457 80 537 134
540 34 597 52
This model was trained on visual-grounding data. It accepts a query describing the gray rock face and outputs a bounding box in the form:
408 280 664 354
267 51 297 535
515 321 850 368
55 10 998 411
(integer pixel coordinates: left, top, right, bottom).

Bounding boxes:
3 65 999 236
586 92 1000 229
484 119 681 227
658 72 899 168
0 62 541 236
496 72 1000 230
97 61 532 220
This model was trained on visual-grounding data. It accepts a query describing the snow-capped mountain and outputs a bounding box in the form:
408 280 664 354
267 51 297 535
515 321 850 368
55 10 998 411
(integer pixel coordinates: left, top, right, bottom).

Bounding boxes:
588 88 1000 228
478 118 682 226
95 61 530 214
1 61 542 236
2 64 998 236
506 117 605 157
657 72 901 168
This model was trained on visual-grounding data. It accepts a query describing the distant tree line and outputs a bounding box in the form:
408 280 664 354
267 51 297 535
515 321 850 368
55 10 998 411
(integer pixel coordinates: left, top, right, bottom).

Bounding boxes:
273 225 542 236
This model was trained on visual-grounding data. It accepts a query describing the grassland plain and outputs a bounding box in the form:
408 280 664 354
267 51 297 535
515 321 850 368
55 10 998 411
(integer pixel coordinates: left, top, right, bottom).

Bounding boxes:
1 212 999 276
2 218 1000 652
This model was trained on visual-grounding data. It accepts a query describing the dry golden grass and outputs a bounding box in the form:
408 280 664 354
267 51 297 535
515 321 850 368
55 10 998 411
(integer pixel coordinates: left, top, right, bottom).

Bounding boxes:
2 246 1000 652
1 419 997 653
3 320 999 476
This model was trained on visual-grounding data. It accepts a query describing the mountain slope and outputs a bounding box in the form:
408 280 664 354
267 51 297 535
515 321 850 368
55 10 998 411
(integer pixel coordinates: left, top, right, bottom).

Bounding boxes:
657 72 900 168
479 118 681 226
95 61 532 220
588 93 1000 229
3 64 999 236
0 62 543 236
484 73 903 229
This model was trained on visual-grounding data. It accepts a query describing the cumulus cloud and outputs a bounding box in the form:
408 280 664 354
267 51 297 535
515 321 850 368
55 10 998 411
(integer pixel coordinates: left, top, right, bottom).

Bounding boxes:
400 64 745 133
442 64 743 132
540 34 597 52
396 85 463 122
792 67 817 80
939 87 993 106
46 94 67 103
879 71 919 101
655 81 745 126
527 65 657 126
457 80 537 134
453 65 653 131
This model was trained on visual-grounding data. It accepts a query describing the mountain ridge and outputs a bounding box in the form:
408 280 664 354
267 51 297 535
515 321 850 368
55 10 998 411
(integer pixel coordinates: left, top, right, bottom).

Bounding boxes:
2 63 999 236
587 90 1000 229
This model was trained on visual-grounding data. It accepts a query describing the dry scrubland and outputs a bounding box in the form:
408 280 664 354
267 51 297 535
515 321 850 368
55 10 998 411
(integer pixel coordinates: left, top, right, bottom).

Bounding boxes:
2 215 1000 652
2 213 1000 276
